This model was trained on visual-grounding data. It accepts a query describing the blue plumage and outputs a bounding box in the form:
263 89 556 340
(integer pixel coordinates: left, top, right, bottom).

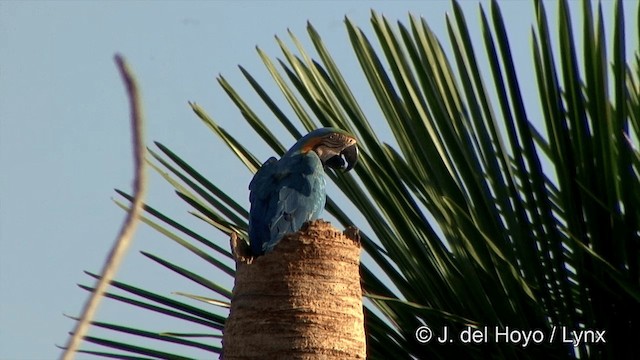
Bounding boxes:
248 152 326 254
248 128 358 255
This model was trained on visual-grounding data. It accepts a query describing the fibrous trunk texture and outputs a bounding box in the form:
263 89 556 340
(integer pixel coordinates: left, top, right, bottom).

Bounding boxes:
222 220 365 360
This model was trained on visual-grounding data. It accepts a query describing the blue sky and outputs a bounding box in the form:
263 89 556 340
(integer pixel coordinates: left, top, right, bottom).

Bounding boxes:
1 1 637 359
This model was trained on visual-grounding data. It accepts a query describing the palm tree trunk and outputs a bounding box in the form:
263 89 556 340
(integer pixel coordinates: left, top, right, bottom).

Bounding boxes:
222 220 365 359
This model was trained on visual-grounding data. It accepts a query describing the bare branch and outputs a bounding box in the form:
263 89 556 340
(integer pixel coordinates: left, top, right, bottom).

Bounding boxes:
60 54 147 360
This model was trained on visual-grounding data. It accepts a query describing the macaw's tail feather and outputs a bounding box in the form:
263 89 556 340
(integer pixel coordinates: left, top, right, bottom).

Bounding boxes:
223 220 365 359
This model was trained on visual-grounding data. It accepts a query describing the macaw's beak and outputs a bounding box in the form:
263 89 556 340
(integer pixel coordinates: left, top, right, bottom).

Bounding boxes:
325 143 358 172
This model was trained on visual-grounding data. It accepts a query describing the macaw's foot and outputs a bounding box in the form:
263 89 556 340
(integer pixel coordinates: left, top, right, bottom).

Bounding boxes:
343 226 361 245
229 232 255 264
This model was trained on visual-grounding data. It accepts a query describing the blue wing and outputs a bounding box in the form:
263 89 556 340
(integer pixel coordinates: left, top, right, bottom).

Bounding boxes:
248 152 326 255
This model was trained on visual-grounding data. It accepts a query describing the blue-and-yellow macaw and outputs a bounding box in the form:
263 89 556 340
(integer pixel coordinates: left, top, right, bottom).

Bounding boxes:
248 127 358 255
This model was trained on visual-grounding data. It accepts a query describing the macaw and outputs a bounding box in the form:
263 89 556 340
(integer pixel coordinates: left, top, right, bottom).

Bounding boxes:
248 127 359 255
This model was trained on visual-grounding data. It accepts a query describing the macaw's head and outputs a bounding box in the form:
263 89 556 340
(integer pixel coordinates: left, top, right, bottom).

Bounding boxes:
288 127 359 171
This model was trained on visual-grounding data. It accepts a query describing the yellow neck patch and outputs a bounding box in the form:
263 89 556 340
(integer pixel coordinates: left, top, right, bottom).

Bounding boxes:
300 136 324 153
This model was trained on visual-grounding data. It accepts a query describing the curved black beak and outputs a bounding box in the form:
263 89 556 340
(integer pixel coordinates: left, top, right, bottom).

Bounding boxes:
341 143 358 171
325 143 358 172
